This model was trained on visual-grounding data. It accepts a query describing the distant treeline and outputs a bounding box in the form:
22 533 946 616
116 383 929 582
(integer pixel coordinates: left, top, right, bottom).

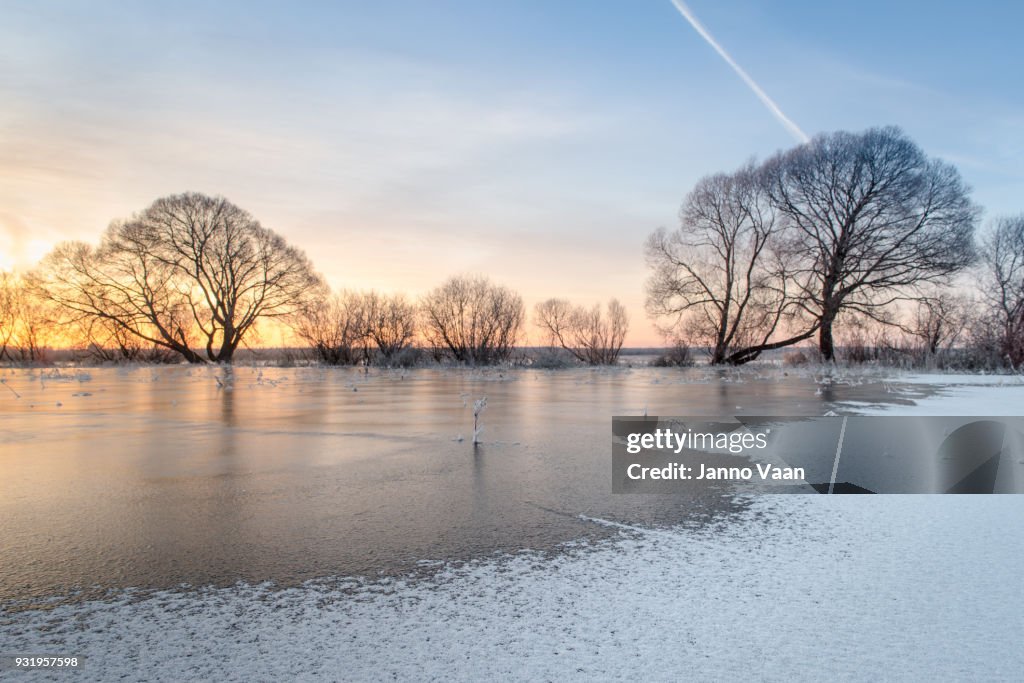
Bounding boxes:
0 194 627 367
2 126 1022 370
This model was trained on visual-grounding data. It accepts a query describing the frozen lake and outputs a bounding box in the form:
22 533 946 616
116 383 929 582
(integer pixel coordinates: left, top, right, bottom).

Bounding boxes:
1 365 924 607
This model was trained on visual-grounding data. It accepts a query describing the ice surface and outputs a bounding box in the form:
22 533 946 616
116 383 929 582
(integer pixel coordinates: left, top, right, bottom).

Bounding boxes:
3 369 1023 681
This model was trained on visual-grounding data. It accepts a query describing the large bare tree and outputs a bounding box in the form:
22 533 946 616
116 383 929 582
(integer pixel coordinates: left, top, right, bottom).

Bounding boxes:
534 298 629 365
420 275 524 364
33 193 323 363
763 127 979 361
979 215 1024 367
645 164 813 365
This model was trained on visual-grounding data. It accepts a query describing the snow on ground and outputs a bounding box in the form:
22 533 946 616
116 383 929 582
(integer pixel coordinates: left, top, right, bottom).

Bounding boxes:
4 495 1023 682
891 372 1024 386
4 379 1024 681
846 381 1024 416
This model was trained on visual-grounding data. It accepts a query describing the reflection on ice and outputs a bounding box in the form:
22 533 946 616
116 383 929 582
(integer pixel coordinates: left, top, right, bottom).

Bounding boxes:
0 365 944 605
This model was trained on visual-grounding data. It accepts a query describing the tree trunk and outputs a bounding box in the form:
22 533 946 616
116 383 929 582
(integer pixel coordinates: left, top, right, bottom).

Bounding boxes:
722 326 818 365
710 343 727 365
819 314 836 362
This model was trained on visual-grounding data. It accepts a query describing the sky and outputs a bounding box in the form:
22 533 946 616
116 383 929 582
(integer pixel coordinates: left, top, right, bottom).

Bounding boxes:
2 0 1023 346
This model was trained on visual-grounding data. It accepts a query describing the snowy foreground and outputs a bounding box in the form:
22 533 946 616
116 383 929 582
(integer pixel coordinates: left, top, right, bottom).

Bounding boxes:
4 496 1024 682
4 378 1024 682
848 373 1024 415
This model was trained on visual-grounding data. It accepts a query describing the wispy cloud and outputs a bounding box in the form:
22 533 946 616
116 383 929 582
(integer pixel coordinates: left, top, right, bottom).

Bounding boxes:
668 0 809 143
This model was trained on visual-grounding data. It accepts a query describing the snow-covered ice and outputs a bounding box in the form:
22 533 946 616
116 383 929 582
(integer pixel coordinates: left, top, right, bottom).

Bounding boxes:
847 381 1024 416
3 496 1022 682
889 372 1024 386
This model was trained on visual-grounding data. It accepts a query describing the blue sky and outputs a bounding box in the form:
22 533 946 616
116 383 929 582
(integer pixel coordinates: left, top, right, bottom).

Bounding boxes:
2 0 1022 344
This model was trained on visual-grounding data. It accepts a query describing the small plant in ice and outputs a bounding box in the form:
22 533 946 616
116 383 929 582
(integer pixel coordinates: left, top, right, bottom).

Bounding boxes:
0 378 20 399
472 397 487 445
214 368 234 391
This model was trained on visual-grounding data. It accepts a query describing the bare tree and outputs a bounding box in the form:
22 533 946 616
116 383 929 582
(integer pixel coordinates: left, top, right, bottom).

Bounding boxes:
763 126 979 361
0 274 55 363
292 291 369 365
979 215 1024 367
363 291 417 363
420 275 524 364
0 272 14 361
293 290 417 366
909 292 967 357
534 298 629 365
534 298 576 364
645 164 813 365
32 193 324 363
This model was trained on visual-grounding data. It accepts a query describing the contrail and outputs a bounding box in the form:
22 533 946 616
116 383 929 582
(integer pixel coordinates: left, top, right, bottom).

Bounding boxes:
669 0 810 143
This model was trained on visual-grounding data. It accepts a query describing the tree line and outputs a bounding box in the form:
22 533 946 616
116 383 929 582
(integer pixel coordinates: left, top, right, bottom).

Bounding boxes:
0 193 628 366
2 126 1022 369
